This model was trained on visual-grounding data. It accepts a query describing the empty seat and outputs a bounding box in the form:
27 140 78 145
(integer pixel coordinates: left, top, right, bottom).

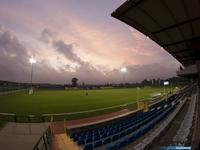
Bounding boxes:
112 134 119 141
117 140 127 149
128 134 136 143
84 144 93 150
101 133 107 138
77 139 85 145
70 101 175 149
93 135 100 141
103 138 111 145
119 131 126 138
86 137 93 143
105 144 118 150
94 140 102 148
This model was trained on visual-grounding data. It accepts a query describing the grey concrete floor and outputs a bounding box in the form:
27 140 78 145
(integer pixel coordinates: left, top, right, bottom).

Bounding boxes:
0 122 49 150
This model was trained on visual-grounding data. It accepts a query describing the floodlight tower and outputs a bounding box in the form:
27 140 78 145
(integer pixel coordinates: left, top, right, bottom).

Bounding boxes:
137 87 140 109
163 81 169 94
120 67 127 86
29 58 36 93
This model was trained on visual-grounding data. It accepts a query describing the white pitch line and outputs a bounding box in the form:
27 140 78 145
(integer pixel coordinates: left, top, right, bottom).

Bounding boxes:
0 99 145 117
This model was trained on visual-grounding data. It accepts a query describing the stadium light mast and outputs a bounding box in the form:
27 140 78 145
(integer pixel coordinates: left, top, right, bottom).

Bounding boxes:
137 87 140 109
163 81 169 94
120 67 127 86
29 58 36 94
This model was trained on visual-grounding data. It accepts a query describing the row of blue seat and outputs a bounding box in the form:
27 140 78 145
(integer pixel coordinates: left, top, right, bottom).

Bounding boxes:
84 107 173 150
69 92 187 150
104 106 175 150
82 106 168 149
70 108 160 142
74 108 162 145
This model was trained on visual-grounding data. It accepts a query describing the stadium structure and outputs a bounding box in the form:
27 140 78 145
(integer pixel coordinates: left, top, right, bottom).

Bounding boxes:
110 1 200 150
0 0 200 150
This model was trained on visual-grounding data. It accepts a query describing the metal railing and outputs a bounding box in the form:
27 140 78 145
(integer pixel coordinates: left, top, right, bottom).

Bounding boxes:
32 126 52 150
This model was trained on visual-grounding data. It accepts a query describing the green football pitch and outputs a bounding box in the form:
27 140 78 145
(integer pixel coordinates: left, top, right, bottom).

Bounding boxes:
0 87 169 121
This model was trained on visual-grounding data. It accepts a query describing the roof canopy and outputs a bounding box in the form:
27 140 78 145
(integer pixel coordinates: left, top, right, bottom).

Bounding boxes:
112 0 200 67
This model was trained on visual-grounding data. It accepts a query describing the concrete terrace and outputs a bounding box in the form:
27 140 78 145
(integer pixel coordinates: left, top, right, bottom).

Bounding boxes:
0 122 48 150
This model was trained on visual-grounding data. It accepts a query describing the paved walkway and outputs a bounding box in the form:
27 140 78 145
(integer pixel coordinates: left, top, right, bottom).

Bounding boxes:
66 109 135 130
0 122 48 150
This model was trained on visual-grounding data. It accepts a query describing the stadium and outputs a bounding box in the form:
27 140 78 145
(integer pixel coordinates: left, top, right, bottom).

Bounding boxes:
0 0 199 150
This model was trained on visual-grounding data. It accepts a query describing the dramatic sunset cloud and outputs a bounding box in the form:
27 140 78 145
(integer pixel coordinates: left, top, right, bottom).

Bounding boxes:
0 0 180 84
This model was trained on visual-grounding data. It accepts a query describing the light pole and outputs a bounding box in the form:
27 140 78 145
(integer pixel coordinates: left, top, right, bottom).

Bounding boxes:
163 81 169 95
29 58 36 94
164 84 166 94
120 67 127 86
137 87 140 109
170 83 173 94
163 81 169 102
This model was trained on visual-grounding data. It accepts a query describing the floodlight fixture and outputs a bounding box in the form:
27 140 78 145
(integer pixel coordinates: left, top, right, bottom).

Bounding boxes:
120 67 127 73
29 58 36 64
29 58 36 94
164 81 169 85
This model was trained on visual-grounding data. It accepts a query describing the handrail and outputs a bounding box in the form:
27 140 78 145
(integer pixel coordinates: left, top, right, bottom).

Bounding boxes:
32 125 52 150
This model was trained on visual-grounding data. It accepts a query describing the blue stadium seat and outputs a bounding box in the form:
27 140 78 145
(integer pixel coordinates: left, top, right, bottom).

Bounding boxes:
84 143 93 150
112 134 119 141
69 101 177 150
128 134 136 143
85 137 93 143
94 140 102 148
105 144 118 150
93 135 100 141
101 133 107 138
117 140 127 149
119 131 126 138
77 139 85 145
103 137 111 145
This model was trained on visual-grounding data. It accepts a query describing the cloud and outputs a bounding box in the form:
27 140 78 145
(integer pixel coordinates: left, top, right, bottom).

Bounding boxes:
38 28 56 44
0 27 30 81
53 40 83 64
0 0 182 85
101 63 178 83
125 63 178 81
0 26 179 84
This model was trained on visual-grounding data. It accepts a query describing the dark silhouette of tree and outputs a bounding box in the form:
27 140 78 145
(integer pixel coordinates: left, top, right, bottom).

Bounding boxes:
141 79 149 86
72 77 78 87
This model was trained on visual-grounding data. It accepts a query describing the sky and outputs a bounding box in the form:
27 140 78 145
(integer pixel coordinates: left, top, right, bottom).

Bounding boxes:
0 0 181 84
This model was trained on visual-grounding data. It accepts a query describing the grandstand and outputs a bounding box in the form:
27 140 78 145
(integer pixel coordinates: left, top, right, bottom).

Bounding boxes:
111 0 200 149
68 88 192 150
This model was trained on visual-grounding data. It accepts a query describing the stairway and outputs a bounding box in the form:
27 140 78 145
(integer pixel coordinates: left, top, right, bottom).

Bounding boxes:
51 121 82 150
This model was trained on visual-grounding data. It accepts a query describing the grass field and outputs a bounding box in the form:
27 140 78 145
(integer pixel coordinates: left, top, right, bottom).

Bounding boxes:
0 87 169 121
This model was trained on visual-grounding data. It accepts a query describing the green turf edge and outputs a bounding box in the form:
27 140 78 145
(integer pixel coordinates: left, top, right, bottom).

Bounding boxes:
0 102 138 122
